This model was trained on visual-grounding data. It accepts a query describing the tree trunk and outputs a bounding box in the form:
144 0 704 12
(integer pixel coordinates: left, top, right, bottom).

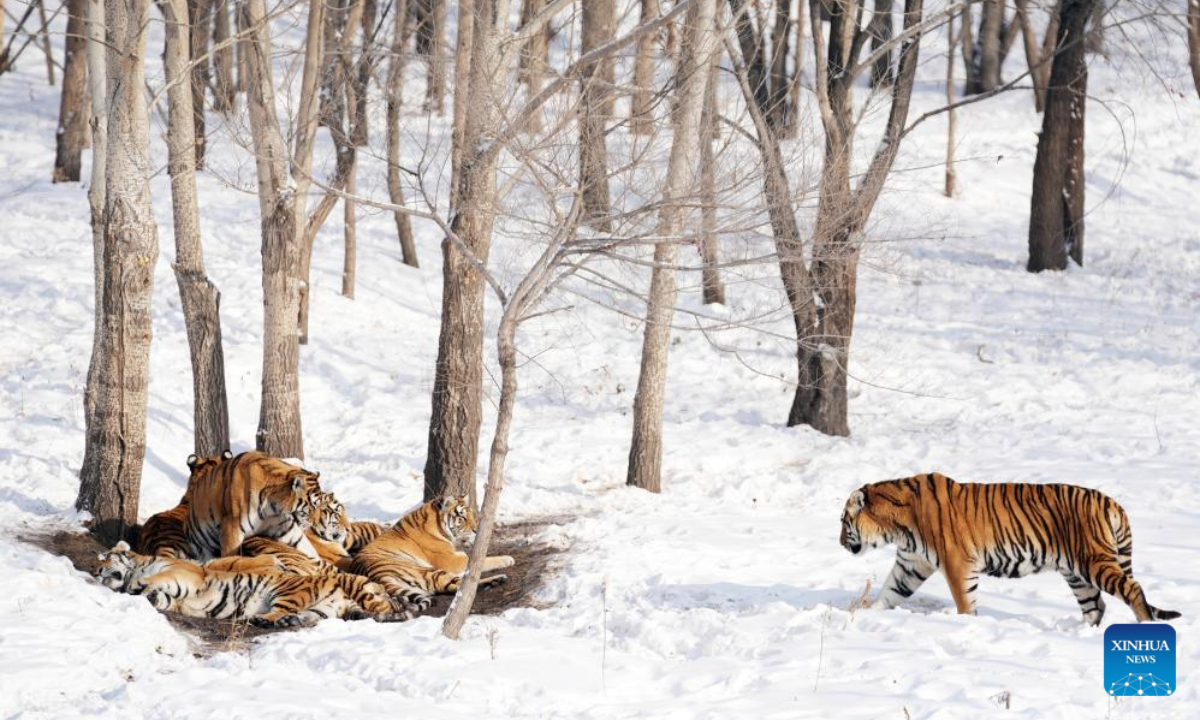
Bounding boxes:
766 0 791 128
343 154 357 298
966 0 1002 94
188 0 213 169
1188 0 1200 99
1015 0 1045 111
448 0 475 205
944 10 957 197
416 0 447 113
627 0 717 493
211 0 236 112
728 0 769 119
518 0 549 134
387 0 419 266
351 0 377 146
243 0 322 458
869 0 893 87
37 0 55 84
53 0 88 183
699 50 724 305
160 0 231 457
783 0 806 138
1028 0 1092 272
630 0 659 135
579 0 615 230
81 0 108 459
424 0 510 506
77 0 159 545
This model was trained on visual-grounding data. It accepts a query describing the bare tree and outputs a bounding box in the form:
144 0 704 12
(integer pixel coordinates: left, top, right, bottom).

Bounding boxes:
580 0 616 230
415 0 447 112
698 49 724 304
869 0 894 86
188 0 214 168
81 0 107 450
211 0 237 112
1028 0 1095 272
242 0 325 458
627 0 717 493
518 0 552 133
1189 0 1200 98
53 0 89 183
631 0 661 135
77 0 159 543
944 8 958 197
159 0 231 456
387 0 420 266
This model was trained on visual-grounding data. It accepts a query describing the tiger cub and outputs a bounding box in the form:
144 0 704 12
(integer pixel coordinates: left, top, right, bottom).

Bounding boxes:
96 542 411 627
840 472 1182 624
184 451 324 561
349 495 514 610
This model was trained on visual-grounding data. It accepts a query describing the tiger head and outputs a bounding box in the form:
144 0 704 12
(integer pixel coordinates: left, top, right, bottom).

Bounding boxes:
839 482 915 555
435 494 476 542
310 492 349 545
95 540 142 591
285 472 323 530
185 449 234 478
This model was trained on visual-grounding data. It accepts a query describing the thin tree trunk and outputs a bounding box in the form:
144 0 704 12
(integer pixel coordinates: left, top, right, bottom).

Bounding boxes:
1038 1 1059 101
343 155 357 298
783 0 805 138
53 0 88 182
631 0 659 135
77 0 159 545
627 0 717 493
160 0 231 457
944 9 957 197
81 0 107 455
387 0 419 266
1015 0 1044 111
728 0 769 118
416 0 447 113
448 0 474 206
188 0 213 169
518 0 549 134
1028 0 1092 272
234 0 249 93
767 0 792 126
579 0 615 230
699 50 724 305
967 0 1002 94
211 0 236 112
37 0 55 84
1188 0 1200 99
424 0 511 506
352 0 377 146
869 0 894 87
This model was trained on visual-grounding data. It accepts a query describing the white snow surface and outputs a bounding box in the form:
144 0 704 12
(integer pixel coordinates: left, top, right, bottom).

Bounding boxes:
1 8 1198 720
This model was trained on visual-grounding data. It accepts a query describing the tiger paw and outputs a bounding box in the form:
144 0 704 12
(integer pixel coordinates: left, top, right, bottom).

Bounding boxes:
372 610 414 623
486 573 509 587
143 589 170 611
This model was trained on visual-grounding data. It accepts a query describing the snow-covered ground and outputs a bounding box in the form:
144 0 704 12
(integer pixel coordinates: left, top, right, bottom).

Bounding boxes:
1 6 1198 719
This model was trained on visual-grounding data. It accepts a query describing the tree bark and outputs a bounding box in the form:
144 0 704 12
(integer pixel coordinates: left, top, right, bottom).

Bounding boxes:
448 0 475 205
351 0 377 146
767 0 792 127
728 0 769 120
81 0 108 458
627 0 717 493
631 0 660 135
160 0 231 457
188 0 213 169
869 0 893 87
37 0 55 84
1014 0 1044 111
53 0 89 183
579 0 615 230
965 0 1003 94
343 154 357 298
211 0 236 112
415 0 447 113
518 0 550 134
77 0 159 545
1027 0 1092 272
1188 0 1200 99
387 0 419 266
699 50 724 305
944 9 957 197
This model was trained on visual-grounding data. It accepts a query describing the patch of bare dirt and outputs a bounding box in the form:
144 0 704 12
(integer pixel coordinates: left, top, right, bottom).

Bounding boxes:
21 517 565 655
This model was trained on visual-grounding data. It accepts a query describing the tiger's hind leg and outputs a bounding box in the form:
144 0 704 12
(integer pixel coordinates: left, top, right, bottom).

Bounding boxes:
1087 558 1180 622
1062 572 1106 626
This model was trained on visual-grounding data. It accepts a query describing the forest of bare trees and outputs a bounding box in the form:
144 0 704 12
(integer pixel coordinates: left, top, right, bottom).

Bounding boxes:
3 0 1193 634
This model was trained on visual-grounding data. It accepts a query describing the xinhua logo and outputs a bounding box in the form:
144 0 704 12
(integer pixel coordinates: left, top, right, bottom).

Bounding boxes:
1104 623 1176 697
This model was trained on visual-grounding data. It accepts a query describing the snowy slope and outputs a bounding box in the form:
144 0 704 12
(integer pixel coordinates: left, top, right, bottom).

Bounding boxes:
1 6 1198 720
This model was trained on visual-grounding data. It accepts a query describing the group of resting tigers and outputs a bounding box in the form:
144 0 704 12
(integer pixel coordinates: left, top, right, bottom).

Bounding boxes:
94 450 513 628
95 453 1180 629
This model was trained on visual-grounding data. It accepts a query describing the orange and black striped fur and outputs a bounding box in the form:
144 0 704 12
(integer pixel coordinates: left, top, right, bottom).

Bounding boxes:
96 542 410 628
241 536 341 576
96 541 285 592
349 495 514 610
137 451 236 559
184 451 324 561
840 473 1181 624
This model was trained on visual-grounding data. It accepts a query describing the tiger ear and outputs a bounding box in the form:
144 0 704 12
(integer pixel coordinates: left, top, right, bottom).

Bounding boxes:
847 489 867 515
186 454 200 469
437 495 453 511
114 540 131 552
292 476 305 493
222 450 233 460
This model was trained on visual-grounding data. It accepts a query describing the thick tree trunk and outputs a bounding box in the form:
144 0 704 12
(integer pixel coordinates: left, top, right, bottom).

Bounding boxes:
627 0 717 493
631 0 660 135
387 0 419 266
1188 0 1200 99
869 0 893 87
77 0 159 544
579 0 615 230
81 0 107 457
424 0 510 505
965 0 1003 94
188 0 213 169
699 51 724 305
211 0 236 112
1028 0 1092 272
53 0 88 183
161 0 231 457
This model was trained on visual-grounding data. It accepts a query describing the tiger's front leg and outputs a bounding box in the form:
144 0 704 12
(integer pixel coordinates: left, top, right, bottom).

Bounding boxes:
871 551 935 609
943 553 980 616
482 555 515 571
219 519 245 558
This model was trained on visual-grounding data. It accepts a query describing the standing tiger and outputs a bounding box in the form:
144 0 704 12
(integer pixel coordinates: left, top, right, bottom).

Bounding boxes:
840 472 1181 624
96 542 410 627
184 451 324 560
349 495 514 611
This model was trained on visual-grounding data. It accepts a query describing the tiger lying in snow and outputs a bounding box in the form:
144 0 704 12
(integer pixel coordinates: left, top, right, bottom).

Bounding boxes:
96 541 411 628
